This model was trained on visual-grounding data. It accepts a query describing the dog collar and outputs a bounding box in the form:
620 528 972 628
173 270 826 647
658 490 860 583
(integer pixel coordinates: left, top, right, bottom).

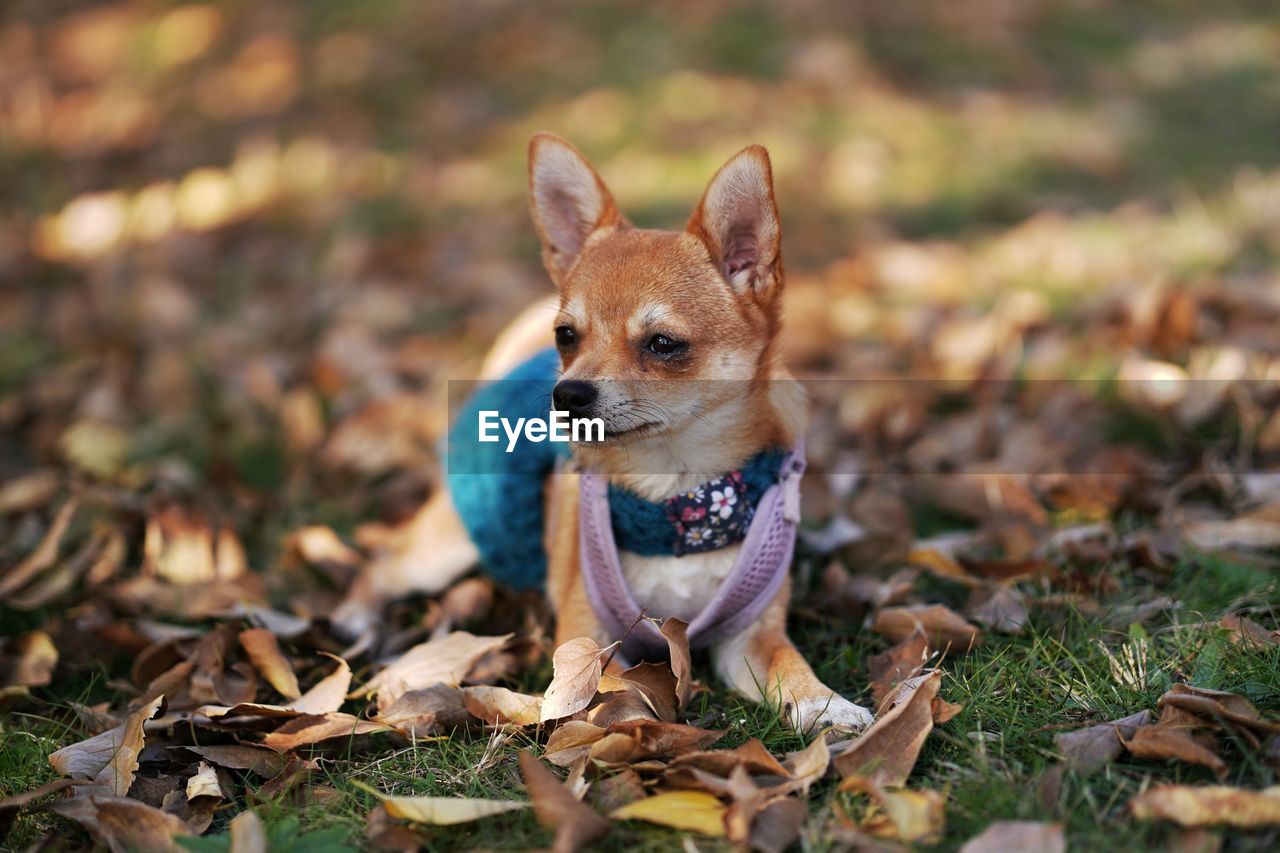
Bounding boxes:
579 441 806 655
607 449 789 557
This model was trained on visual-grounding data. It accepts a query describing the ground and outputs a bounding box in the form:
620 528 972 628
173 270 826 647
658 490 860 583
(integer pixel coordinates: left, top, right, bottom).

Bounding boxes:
2 1 1280 850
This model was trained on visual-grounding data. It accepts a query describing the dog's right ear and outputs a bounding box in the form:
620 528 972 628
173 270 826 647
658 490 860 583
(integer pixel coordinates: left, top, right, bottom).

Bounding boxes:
528 133 625 287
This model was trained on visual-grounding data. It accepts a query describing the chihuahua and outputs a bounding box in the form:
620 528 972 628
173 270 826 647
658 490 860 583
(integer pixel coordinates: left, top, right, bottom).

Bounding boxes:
335 134 873 733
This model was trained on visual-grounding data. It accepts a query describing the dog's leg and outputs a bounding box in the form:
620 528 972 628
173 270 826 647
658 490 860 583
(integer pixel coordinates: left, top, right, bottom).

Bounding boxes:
331 489 478 638
712 580 873 734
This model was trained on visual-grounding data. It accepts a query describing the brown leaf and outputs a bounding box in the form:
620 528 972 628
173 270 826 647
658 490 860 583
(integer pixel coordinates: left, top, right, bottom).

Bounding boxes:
1183 517 1280 551
1123 726 1227 779
543 721 607 767
782 733 830 795
958 820 1066 853
590 719 724 764
518 751 610 853
181 745 285 778
1159 684 1280 739
261 713 390 751
287 654 351 715
660 617 693 709
49 694 164 796
586 690 660 727
0 630 58 688
365 803 425 852
462 686 542 726
599 661 679 722
1129 784 1280 827
1220 615 1278 646
964 584 1028 634
1055 710 1151 776
867 627 929 707
0 469 59 514
51 795 192 852
666 738 790 783
541 637 614 723
0 498 78 600
833 671 940 786
239 628 301 700
372 684 473 737
871 605 981 651
228 809 268 853
931 697 964 723
749 797 807 853
353 632 512 708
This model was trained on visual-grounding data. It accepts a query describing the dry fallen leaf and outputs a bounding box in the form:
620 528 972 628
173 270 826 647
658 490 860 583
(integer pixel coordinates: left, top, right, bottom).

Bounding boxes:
519 751 610 853
372 684 472 737
239 628 301 700
378 794 528 825
1130 784 1280 827
186 761 223 801
261 713 390 751
354 631 512 708
1159 684 1280 740
51 795 193 853
842 776 946 843
287 654 352 715
749 797 807 853
182 744 285 779
833 671 941 786
1056 710 1151 776
544 721 607 767
0 498 79 600
610 790 727 837
1123 725 1227 779
49 694 164 796
867 626 929 707
541 637 617 723
871 605 982 651
0 630 59 688
463 686 543 726
660 618 693 709
958 820 1066 853
228 809 268 853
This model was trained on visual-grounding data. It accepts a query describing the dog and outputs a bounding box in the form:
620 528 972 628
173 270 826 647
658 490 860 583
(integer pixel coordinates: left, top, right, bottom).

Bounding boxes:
334 134 873 733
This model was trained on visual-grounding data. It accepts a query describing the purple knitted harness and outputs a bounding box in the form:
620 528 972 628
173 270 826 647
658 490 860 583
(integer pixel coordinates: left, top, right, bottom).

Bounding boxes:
579 442 806 658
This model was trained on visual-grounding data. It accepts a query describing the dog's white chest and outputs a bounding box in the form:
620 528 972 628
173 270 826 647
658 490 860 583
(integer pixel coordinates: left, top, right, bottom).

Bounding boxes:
619 545 740 624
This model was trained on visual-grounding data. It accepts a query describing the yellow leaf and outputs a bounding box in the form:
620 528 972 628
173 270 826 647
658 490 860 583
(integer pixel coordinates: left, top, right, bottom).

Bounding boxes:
610 791 726 837
1130 785 1280 827
381 795 527 825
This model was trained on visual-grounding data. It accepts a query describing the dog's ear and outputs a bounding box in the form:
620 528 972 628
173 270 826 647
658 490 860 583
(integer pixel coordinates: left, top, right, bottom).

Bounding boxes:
687 145 782 297
528 133 625 286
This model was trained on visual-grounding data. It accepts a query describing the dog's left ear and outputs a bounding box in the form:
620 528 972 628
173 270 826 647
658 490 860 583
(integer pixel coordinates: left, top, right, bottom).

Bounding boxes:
687 145 782 297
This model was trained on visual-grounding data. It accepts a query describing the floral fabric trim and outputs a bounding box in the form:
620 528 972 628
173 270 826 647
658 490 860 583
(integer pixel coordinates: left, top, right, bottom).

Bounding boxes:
663 470 756 556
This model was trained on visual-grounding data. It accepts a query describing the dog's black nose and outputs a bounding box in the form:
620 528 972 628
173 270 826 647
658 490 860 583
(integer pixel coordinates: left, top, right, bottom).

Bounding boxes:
553 379 598 415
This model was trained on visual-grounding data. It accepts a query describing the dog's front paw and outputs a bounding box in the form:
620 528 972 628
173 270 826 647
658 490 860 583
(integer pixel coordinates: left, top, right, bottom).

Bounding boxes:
788 692 875 735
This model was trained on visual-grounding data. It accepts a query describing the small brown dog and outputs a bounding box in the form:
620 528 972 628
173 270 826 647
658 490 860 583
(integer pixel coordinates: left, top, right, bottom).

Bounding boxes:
336 134 872 733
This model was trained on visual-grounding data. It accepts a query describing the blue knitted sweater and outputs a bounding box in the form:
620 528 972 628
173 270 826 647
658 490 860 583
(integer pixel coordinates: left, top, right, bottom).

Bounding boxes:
446 348 784 589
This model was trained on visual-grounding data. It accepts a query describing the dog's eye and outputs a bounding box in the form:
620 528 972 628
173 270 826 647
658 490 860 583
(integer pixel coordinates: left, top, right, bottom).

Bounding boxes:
555 326 577 347
646 334 685 357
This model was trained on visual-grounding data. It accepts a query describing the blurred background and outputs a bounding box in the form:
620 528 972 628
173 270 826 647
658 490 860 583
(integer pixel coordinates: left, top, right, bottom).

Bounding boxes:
2 0 1279 581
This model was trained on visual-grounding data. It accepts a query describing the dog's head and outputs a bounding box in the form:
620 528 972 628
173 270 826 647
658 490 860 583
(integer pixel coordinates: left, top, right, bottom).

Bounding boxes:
528 133 788 448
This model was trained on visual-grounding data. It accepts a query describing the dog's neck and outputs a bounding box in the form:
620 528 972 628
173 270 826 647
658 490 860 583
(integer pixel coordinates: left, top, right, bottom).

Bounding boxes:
576 373 806 502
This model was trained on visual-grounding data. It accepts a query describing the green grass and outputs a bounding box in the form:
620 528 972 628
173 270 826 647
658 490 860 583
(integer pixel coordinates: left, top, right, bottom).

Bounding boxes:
6 554 1277 850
